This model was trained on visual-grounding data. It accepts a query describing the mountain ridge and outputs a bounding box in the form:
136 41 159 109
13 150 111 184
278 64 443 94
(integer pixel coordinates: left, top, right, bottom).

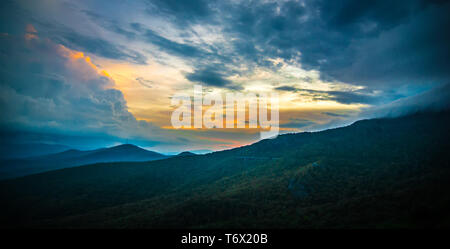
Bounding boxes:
0 144 168 179
1 111 449 228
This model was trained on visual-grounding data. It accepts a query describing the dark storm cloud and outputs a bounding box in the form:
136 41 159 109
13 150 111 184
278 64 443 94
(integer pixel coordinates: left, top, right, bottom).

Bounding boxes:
222 1 449 106
318 90 379 105
275 86 299 92
145 0 217 25
186 67 230 87
275 85 380 105
344 1 449 86
322 112 350 118
82 10 138 40
116 0 450 99
0 31 171 149
0 1 30 35
186 67 242 90
223 0 309 63
81 10 210 61
79 7 242 90
0 1 148 65
132 0 450 98
54 30 147 65
140 28 238 81
223 0 450 87
6 0 449 103
143 29 205 58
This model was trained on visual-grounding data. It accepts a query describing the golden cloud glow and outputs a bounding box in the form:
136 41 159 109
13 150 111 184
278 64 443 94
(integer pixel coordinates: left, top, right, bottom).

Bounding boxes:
20 24 368 151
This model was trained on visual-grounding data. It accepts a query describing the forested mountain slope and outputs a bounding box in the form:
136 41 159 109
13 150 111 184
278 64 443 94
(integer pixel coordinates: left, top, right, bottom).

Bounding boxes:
1 111 449 228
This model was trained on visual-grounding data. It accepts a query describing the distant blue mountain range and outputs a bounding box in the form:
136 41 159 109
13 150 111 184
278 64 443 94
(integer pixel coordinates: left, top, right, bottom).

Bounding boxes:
0 144 169 179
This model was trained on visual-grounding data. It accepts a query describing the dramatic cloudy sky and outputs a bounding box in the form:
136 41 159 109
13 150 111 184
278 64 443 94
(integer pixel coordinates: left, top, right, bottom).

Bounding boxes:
0 0 449 153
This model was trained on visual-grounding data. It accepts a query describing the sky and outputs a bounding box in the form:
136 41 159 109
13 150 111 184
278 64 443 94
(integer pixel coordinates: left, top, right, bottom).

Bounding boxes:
0 0 449 153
